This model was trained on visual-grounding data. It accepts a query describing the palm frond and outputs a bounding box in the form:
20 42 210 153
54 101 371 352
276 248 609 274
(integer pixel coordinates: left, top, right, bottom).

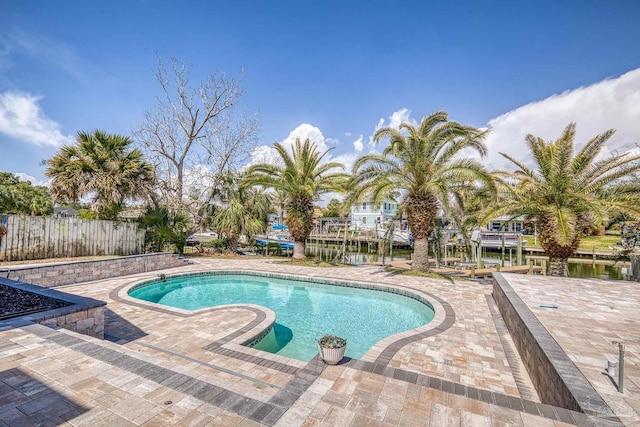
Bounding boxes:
572 128 615 176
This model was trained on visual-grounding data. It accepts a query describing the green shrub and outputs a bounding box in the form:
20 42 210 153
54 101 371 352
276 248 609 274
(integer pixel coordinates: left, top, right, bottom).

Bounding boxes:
266 242 283 256
204 239 228 249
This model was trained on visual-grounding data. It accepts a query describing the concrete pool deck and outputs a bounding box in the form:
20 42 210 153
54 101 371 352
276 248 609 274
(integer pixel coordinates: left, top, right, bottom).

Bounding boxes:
0 257 636 425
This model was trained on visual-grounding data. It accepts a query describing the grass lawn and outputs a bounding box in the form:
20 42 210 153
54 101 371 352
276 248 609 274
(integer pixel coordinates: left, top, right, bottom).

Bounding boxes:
525 234 621 251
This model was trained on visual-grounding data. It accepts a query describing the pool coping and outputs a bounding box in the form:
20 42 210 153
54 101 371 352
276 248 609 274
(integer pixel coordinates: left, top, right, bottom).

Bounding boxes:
111 268 454 372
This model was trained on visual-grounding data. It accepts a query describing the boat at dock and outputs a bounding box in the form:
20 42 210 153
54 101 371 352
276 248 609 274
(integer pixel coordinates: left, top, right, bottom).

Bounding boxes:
254 224 294 250
459 230 527 250
254 235 294 250
376 228 413 246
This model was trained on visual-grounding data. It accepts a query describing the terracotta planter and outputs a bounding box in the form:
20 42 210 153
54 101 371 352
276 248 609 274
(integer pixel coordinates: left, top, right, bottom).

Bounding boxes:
318 342 346 365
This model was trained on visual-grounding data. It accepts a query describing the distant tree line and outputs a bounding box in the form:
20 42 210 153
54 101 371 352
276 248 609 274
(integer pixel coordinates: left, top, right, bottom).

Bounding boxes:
0 172 52 216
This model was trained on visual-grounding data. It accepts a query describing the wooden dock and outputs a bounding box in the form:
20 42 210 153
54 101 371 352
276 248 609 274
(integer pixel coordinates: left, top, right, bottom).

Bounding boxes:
524 246 619 259
431 265 542 278
526 254 629 266
373 260 542 278
307 233 412 249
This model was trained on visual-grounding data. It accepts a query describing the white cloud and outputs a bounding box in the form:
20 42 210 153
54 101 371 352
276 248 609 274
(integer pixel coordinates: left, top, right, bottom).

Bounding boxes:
485 68 640 171
326 137 339 145
388 108 415 129
282 123 329 153
14 172 49 187
248 111 417 169
248 109 418 171
332 152 359 174
353 135 364 152
0 92 73 147
367 108 416 151
247 144 283 167
249 123 331 167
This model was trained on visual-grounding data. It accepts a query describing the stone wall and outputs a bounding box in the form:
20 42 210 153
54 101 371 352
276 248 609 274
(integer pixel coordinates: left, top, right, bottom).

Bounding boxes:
492 273 614 417
38 305 105 338
0 252 189 288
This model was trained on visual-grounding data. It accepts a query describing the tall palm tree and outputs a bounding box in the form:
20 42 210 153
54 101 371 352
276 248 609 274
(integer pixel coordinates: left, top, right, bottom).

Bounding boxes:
351 111 495 272
244 138 349 260
45 130 155 219
488 123 640 276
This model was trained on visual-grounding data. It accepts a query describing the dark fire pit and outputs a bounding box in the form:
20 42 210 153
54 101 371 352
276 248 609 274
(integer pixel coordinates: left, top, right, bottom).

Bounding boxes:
0 283 69 320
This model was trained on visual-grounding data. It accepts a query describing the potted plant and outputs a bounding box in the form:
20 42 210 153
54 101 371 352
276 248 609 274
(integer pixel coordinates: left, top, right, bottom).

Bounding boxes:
317 334 347 365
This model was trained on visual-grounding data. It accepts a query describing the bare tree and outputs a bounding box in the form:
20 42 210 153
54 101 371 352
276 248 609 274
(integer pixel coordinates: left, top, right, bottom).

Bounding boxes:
136 57 259 222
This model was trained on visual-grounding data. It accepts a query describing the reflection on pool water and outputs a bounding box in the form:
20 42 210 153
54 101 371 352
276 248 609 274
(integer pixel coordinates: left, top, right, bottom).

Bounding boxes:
129 273 435 361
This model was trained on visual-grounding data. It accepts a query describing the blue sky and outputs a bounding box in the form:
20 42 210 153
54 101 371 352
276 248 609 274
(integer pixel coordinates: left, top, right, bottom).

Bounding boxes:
1 0 640 185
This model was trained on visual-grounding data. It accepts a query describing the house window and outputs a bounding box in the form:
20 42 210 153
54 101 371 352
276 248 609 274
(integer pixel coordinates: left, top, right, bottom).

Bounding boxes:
362 203 367 210
362 217 367 224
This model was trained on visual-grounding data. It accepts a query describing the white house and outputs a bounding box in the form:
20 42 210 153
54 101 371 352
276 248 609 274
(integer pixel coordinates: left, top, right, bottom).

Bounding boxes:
487 216 526 233
350 199 399 229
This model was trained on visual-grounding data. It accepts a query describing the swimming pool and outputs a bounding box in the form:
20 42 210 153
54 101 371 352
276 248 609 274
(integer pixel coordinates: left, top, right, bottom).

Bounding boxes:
129 272 435 361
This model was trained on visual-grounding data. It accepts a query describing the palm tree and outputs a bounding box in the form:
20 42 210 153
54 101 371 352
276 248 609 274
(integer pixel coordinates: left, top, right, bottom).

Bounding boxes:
488 123 640 276
450 185 495 261
272 189 289 225
138 206 190 254
205 175 270 252
351 111 495 272
244 138 349 260
45 130 154 219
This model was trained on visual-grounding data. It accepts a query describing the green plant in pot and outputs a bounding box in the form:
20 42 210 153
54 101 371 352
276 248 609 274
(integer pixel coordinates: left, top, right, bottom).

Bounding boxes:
317 334 347 365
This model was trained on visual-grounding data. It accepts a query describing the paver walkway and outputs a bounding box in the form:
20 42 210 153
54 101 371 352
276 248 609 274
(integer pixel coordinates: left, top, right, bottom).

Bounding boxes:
0 257 618 425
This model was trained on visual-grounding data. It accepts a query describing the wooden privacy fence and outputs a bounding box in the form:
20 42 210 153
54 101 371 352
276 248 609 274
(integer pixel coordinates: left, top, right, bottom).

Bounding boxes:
0 214 145 261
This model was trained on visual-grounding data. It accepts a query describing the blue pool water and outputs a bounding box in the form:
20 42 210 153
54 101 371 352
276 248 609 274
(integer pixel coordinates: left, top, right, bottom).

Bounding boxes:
129 273 435 361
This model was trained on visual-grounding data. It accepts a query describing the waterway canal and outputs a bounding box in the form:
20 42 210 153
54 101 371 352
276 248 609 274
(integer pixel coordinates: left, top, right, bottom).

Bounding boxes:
305 244 628 280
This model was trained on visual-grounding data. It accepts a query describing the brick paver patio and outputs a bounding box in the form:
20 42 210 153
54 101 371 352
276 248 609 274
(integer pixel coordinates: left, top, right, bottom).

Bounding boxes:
498 273 639 426
1 257 635 425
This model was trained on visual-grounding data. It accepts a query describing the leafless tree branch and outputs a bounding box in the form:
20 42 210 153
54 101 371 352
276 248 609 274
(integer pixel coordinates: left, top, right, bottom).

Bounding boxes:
135 57 259 223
